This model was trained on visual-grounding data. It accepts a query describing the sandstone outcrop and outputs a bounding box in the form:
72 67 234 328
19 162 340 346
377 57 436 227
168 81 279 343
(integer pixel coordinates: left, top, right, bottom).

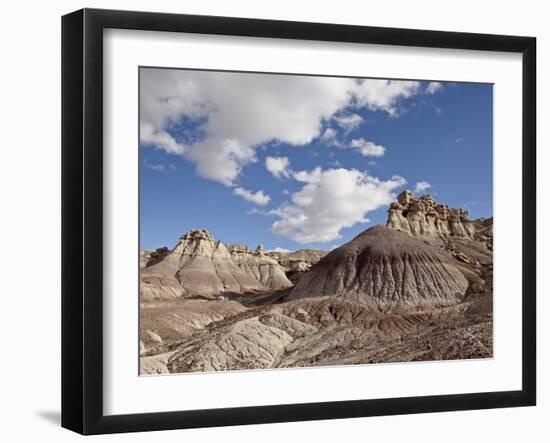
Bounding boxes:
140 250 153 268
140 247 170 268
387 190 477 239
140 229 292 300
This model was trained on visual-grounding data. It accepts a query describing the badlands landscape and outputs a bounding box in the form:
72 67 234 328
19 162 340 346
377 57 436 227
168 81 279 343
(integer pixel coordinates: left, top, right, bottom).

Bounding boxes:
139 191 493 374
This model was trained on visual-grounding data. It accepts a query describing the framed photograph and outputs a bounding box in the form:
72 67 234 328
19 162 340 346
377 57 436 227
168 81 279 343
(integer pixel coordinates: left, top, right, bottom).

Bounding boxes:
62 8 536 435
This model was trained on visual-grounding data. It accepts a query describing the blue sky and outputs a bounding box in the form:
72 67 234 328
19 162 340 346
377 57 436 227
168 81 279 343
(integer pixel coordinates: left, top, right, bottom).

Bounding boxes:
140 68 492 251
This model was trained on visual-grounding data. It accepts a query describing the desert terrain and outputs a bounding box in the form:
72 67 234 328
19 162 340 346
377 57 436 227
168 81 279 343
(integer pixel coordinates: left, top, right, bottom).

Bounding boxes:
139 190 493 374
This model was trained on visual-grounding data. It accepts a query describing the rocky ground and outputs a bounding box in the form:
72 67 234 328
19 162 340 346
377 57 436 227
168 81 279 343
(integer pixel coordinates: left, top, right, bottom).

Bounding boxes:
140 191 493 375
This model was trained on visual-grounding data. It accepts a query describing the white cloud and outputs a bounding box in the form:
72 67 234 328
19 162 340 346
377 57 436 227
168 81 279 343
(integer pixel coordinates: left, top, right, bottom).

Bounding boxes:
268 247 292 253
233 187 271 205
426 82 443 94
187 138 256 186
293 166 323 184
321 127 337 142
320 128 344 148
271 168 406 243
354 79 421 116
140 123 185 155
143 158 175 173
140 69 428 185
265 156 292 179
414 181 432 193
323 130 386 157
349 138 386 157
333 113 363 131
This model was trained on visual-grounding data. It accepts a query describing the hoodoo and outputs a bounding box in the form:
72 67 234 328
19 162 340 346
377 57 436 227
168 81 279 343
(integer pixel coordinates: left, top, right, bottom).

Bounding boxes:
387 190 476 239
387 191 493 250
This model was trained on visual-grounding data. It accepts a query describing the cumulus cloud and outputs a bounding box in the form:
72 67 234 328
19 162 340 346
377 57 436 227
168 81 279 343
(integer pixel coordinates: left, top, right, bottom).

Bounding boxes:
426 82 443 94
333 113 363 131
187 138 256 186
233 187 271 205
349 138 386 157
140 69 429 185
293 166 323 184
414 181 432 193
354 79 421 116
271 168 406 243
265 156 292 179
140 122 186 155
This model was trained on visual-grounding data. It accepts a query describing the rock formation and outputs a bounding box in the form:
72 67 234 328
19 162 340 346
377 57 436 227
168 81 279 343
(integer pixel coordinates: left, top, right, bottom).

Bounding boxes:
140 250 152 268
288 226 470 304
140 247 170 269
268 249 327 271
387 190 477 239
267 249 328 283
386 191 493 252
140 229 292 300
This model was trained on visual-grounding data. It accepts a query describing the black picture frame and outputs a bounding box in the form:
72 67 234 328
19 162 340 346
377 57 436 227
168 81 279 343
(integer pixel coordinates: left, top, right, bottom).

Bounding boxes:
61 8 536 435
